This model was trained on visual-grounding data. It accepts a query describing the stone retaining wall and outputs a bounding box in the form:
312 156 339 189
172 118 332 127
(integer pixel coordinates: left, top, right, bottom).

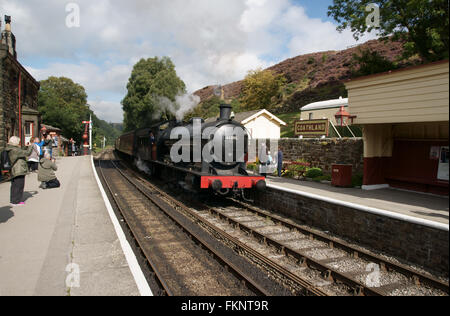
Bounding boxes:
266 138 364 175
254 186 449 275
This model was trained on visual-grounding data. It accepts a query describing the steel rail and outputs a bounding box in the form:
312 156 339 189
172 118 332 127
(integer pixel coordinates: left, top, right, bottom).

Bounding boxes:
121 163 328 296
109 160 272 296
229 198 449 295
97 159 174 296
205 204 384 296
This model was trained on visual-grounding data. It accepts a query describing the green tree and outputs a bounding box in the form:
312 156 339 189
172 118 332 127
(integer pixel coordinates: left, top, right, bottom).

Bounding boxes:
185 96 222 121
90 112 122 147
328 0 449 62
351 48 397 76
38 77 90 143
122 57 186 131
240 69 286 111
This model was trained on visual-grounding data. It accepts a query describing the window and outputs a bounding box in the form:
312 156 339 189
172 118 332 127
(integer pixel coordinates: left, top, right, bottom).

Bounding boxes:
25 122 33 136
309 113 313 120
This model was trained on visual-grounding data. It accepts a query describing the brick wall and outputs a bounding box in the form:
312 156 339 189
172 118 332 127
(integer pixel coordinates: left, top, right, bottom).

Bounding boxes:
254 187 449 275
267 138 364 175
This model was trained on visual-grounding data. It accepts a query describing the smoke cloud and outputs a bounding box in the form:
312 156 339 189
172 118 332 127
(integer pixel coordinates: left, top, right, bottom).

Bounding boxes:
153 93 201 121
135 158 151 175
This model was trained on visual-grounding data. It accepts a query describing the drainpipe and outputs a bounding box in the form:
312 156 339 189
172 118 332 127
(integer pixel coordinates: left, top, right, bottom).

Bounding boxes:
18 72 22 145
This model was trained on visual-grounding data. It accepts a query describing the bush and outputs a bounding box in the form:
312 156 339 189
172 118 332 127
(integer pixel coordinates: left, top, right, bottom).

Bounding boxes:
305 168 323 179
313 175 331 182
352 174 364 187
246 162 258 172
284 159 310 178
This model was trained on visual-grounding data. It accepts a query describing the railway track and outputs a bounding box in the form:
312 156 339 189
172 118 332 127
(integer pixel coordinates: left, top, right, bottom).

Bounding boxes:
112 159 331 296
95 159 292 296
99 152 448 296
200 198 449 296
119 158 448 296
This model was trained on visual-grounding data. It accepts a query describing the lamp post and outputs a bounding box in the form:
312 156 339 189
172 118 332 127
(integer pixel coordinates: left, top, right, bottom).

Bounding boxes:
335 106 351 127
82 120 90 155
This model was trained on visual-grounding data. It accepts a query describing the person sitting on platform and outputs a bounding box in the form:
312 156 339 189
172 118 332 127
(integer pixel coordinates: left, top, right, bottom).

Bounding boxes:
38 152 60 189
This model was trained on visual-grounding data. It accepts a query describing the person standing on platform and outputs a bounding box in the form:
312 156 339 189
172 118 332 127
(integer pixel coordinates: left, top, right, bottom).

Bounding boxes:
38 152 60 189
5 136 32 206
277 149 283 177
259 143 268 178
27 137 41 172
44 134 53 159
70 138 76 156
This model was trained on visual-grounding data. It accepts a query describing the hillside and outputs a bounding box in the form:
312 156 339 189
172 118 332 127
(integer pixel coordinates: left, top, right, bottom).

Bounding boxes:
193 39 415 115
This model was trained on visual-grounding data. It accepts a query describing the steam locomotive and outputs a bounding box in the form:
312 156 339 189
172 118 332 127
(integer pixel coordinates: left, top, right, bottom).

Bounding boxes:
115 104 266 198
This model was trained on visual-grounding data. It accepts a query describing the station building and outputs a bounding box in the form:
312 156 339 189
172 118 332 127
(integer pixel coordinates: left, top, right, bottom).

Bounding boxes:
345 60 449 195
207 109 286 139
0 16 41 149
300 97 349 124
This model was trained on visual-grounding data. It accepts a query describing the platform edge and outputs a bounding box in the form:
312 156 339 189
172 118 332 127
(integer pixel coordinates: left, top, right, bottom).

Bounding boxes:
267 183 449 232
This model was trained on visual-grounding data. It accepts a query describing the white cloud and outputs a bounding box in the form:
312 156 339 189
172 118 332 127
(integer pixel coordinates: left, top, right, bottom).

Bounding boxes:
2 0 377 123
88 100 123 123
26 62 131 96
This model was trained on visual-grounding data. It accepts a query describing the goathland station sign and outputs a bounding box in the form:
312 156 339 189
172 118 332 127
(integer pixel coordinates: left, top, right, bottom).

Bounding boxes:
294 119 330 137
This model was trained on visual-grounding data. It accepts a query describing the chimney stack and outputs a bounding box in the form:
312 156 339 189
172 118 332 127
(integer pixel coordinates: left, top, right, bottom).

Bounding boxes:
1 15 17 59
219 104 232 120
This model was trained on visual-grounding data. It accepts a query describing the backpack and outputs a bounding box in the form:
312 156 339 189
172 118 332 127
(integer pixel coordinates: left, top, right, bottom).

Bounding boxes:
1 150 12 171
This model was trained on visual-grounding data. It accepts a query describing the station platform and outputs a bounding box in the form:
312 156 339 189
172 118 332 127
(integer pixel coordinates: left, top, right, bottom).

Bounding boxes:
265 176 449 226
0 156 147 296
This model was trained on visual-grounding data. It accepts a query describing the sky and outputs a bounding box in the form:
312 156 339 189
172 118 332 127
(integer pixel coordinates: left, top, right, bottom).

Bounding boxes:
0 0 376 123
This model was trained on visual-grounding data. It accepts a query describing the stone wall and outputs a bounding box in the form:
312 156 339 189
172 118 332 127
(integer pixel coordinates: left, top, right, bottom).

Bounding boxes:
267 138 364 175
0 47 39 150
253 187 449 275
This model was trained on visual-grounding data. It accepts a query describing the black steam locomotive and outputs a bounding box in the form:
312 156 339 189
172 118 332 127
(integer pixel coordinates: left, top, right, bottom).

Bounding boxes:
115 104 266 197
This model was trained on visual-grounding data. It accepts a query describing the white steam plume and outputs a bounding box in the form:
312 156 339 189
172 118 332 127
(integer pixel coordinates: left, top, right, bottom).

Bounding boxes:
153 93 201 121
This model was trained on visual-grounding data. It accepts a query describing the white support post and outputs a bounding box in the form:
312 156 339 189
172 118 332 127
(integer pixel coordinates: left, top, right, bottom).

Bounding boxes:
345 123 357 138
329 121 342 139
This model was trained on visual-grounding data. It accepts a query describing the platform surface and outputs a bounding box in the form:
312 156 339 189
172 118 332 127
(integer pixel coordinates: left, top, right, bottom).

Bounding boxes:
266 176 449 225
0 156 140 296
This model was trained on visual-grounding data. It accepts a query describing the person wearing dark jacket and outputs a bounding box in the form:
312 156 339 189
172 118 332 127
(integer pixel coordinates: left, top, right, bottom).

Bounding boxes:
277 149 283 177
5 136 33 206
38 152 60 189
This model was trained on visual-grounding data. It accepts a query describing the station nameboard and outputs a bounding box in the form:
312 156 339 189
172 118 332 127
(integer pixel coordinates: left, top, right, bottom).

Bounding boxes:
294 119 330 137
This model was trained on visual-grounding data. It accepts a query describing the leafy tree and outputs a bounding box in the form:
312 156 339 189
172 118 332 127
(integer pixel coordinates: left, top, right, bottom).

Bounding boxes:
240 69 286 111
328 0 449 62
351 48 397 76
38 77 122 146
90 112 122 147
38 77 90 143
122 57 186 131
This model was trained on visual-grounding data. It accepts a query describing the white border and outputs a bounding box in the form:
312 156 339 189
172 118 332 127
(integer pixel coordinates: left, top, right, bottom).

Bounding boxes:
362 184 390 191
267 183 449 232
90 156 153 296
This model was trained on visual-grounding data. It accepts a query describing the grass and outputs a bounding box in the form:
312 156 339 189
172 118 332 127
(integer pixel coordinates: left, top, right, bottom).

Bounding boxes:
278 111 301 138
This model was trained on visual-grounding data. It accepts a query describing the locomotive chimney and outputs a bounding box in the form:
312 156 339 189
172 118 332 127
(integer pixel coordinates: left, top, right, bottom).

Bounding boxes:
219 104 232 120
